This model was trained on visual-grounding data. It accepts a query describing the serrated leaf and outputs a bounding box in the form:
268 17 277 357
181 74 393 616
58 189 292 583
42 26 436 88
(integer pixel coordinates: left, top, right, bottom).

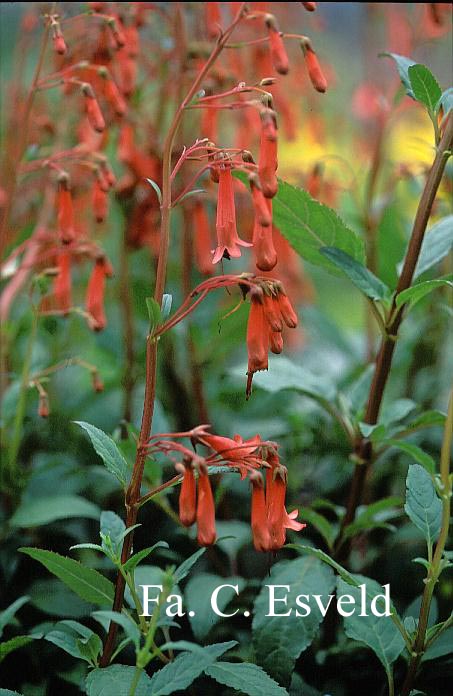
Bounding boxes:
205 662 288 696
0 596 29 638
271 179 365 272
383 440 436 474
320 247 390 300
338 575 406 678
44 620 100 664
29 579 93 618
404 465 442 545
146 296 162 332
173 547 206 583
396 277 453 309
0 636 34 663
75 421 129 488
86 665 152 696
413 216 453 279
123 541 169 573
185 574 245 640
9 495 100 527
19 548 114 606
149 641 237 696
408 64 442 112
252 556 335 686
382 53 417 98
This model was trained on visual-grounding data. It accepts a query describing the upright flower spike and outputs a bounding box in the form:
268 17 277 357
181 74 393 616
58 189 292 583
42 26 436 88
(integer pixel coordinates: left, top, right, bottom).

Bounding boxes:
258 108 278 199
301 39 327 94
57 175 75 245
196 466 216 546
82 84 106 133
246 287 269 399
178 460 197 527
85 256 113 331
265 15 289 75
250 471 271 552
253 198 277 271
213 166 251 264
54 250 72 315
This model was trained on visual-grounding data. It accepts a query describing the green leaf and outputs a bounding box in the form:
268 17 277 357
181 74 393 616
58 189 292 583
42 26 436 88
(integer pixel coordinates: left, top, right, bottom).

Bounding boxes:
396 277 453 309
423 626 453 661
91 610 140 648
382 53 417 98
252 556 335 686
0 690 26 696
343 497 402 540
0 596 29 638
383 440 436 474
86 665 153 696
44 620 101 664
380 398 417 426
146 297 162 332
149 641 237 696
10 495 100 527
407 410 446 430
29 579 94 618
205 662 289 696
320 247 390 300
215 521 251 560
145 178 162 205
19 548 114 606
75 421 129 488
238 355 336 402
413 216 453 279
408 64 442 112
185 574 245 640
100 510 126 555
404 465 442 545
0 636 34 663
271 179 365 272
123 542 169 573
173 547 206 583
297 508 336 549
161 294 172 321
437 87 453 116
337 576 406 679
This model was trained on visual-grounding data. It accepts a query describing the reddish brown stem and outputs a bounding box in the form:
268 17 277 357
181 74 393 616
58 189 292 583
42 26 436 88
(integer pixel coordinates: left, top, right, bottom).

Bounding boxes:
337 113 453 553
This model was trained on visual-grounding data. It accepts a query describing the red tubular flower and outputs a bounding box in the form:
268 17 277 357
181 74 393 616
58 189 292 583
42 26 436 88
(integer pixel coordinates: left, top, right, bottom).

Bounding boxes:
246 287 269 398
107 16 126 49
196 470 216 546
54 250 72 315
250 175 272 227
258 108 278 199
86 256 113 331
266 453 305 550
263 291 283 332
269 329 283 354
82 85 106 132
93 180 108 223
276 286 298 328
38 393 50 418
193 200 214 275
57 177 75 245
201 433 261 462
179 462 197 527
206 2 221 38
253 199 277 271
301 41 327 94
103 74 127 117
213 167 251 264
302 1 316 10
265 16 289 75
250 472 271 552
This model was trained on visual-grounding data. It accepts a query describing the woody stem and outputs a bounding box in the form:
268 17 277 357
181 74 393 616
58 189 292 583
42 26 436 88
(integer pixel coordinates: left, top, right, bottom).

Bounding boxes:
99 3 248 667
335 113 453 559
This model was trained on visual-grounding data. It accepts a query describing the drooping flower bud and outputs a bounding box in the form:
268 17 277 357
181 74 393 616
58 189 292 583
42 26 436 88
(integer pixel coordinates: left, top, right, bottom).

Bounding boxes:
57 175 75 245
82 84 105 132
107 16 126 49
93 179 108 223
196 468 216 546
51 21 67 55
249 174 272 227
276 285 298 328
100 70 127 116
91 371 104 392
265 15 289 75
246 287 269 399
269 329 284 354
258 108 278 198
253 199 277 271
179 460 197 527
250 471 271 552
301 39 327 93
301 2 316 11
86 256 113 331
38 393 50 418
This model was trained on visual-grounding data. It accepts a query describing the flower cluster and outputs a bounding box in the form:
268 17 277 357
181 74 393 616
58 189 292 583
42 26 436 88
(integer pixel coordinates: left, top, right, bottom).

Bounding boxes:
147 426 304 550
